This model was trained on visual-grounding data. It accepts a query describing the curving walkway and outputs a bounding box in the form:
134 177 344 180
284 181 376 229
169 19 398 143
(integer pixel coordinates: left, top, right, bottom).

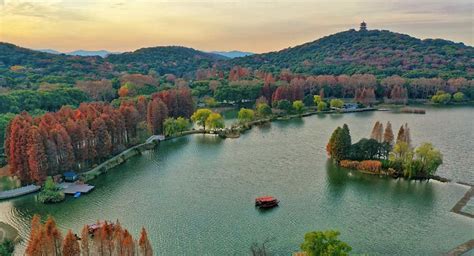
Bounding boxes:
0 184 40 200
451 183 474 218
445 239 474 256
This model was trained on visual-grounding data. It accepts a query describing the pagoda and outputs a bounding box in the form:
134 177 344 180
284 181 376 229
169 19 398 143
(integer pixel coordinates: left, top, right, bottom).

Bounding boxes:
360 21 367 31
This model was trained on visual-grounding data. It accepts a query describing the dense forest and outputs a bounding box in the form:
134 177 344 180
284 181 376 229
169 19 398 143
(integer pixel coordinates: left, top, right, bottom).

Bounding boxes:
1 28 473 179
4 87 193 184
230 29 474 79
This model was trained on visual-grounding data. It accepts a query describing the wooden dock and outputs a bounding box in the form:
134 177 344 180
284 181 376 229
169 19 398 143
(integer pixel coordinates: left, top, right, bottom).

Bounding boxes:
59 182 94 195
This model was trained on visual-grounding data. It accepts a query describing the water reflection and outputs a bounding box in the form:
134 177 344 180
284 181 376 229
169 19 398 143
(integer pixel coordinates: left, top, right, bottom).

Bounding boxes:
325 160 435 207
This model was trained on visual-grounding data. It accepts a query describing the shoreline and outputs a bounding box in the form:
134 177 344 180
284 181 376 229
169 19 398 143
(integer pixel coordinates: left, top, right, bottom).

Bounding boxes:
0 106 464 199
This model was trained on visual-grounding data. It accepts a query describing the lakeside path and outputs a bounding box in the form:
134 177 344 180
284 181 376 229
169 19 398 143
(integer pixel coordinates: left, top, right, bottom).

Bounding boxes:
0 185 40 200
445 239 474 256
451 182 474 218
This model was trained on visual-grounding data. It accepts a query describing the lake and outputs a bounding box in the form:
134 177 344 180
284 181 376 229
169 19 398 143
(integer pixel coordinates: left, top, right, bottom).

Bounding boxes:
1 106 473 255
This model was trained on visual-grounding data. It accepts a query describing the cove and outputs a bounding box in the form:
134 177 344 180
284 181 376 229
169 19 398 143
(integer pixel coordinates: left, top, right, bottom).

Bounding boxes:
1 106 473 255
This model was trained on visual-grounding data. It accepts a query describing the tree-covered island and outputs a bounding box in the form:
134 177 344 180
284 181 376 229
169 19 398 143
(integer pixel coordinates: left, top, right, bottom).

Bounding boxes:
326 122 443 180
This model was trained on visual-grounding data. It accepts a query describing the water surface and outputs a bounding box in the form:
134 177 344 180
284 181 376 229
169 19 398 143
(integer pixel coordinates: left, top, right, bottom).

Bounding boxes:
1 106 473 255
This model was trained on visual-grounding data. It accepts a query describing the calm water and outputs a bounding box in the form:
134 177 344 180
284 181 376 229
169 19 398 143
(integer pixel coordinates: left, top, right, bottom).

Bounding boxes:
1 106 473 255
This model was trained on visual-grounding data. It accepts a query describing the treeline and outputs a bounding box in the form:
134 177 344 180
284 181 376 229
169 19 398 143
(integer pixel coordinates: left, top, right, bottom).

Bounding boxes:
327 122 443 178
192 70 473 109
4 88 193 184
0 88 89 114
26 215 153 256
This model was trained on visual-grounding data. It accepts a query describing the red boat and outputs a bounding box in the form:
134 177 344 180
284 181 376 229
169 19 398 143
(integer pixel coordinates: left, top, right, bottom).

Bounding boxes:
87 221 115 235
255 196 279 208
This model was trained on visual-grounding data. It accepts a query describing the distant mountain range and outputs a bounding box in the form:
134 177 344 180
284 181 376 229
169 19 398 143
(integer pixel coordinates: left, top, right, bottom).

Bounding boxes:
210 51 254 58
37 49 119 57
37 49 254 59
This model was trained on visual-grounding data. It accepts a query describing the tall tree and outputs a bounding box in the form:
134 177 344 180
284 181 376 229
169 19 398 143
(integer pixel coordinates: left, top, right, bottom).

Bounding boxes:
383 121 394 146
44 216 62 256
27 126 48 183
62 230 80 256
80 225 90 256
147 98 169 135
91 117 112 161
370 121 383 143
139 227 153 256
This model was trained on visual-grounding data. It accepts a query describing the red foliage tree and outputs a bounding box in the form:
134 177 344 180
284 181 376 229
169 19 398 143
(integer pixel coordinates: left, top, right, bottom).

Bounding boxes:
147 98 168 135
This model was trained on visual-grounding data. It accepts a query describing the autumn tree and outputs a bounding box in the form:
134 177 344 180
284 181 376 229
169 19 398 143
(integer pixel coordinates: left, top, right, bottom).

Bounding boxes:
43 216 62 255
62 230 80 256
383 121 394 146
370 121 383 143
27 126 48 183
396 123 411 147
91 117 112 161
139 227 153 256
147 98 169 135
80 225 90 256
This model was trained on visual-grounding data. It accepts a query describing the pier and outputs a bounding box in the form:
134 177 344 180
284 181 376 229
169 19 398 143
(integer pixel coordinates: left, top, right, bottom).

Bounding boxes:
59 182 95 195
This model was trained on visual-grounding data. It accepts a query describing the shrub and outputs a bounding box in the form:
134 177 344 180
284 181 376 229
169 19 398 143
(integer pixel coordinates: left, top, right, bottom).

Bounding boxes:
37 177 65 204
340 160 360 169
0 240 14 256
357 160 382 173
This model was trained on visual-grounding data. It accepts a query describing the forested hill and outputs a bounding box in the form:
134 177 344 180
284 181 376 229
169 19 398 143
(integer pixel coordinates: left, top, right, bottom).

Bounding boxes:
0 42 111 86
0 43 226 87
105 46 227 76
230 29 474 79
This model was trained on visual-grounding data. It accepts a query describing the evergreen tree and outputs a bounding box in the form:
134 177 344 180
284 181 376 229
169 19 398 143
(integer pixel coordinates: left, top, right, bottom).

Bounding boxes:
327 124 351 163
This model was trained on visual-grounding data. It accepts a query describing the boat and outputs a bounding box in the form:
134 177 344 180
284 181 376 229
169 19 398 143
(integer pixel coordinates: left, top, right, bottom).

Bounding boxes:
255 196 279 208
74 192 81 198
87 221 115 235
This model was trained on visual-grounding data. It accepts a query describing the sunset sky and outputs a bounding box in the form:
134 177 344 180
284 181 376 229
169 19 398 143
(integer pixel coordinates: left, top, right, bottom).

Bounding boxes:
1 0 472 53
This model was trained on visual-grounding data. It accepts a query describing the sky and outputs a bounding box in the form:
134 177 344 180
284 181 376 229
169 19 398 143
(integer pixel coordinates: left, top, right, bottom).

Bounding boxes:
0 0 472 53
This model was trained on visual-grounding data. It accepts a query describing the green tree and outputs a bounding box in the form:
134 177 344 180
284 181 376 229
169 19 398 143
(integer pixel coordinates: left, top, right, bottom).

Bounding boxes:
317 101 327 112
238 108 255 123
191 108 212 130
205 113 225 130
164 117 190 136
330 99 344 109
256 103 272 118
327 124 351 163
277 100 291 112
453 92 465 102
313 95 322 105
431 91 451 104
303 95 315 106
175 117 190 132
292 100 305 115
163 118 178 137
415 143 443 176
300 230 352 256
0 240 14 256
